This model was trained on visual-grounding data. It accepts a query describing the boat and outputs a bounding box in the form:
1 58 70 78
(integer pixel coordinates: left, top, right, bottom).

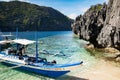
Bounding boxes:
0 32 83 78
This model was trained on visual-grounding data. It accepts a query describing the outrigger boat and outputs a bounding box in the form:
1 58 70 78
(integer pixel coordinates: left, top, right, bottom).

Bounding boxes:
0 33 83 78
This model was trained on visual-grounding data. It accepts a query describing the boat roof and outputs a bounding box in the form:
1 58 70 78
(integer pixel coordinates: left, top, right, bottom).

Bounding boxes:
0 40 13 44
13 39 35 45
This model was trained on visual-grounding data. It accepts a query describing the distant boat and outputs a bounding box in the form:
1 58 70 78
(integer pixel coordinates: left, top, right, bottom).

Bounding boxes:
0 32 83 78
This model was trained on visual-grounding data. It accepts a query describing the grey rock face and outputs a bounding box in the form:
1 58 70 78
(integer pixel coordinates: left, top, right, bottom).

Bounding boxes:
97 0 120 49
72 3 107 47
72 0 120 49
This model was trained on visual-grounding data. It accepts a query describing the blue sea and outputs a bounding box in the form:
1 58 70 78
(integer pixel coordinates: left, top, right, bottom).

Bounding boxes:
0 31 97 80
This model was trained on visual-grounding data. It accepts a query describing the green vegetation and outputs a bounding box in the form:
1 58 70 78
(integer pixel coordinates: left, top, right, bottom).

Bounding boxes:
85 48 105 59
0 1 72 31
91 4 102 11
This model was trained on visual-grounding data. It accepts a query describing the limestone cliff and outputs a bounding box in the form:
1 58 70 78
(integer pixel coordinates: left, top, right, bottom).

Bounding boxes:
72 0 120 49
72 3 107 47
97 0 120 49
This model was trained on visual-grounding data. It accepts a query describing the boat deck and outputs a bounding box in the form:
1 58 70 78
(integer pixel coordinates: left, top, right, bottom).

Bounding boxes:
0 51 25 64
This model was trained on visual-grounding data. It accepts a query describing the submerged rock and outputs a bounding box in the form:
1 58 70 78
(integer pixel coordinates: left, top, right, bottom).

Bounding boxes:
115 54 120 62
116 57 120 62
85 44 94 49
104 47 120 53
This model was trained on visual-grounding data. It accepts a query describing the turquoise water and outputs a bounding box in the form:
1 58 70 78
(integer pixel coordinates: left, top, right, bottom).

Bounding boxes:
0 31 96 80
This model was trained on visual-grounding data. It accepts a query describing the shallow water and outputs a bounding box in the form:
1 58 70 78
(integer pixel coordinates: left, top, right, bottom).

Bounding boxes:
0 31 97 80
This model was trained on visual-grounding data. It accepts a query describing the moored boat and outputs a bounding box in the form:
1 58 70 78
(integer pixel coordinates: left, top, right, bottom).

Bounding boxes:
0 33 83 78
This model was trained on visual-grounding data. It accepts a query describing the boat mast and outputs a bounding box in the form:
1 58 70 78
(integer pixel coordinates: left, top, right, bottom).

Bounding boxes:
0 30 1 52
36 19 41 63
16 27 18 39
35 30 38 63
0 36 2 52
16 27 19 50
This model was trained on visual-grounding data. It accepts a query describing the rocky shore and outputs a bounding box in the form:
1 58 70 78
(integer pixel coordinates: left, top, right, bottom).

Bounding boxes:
72 0 120 61
85 44 120 62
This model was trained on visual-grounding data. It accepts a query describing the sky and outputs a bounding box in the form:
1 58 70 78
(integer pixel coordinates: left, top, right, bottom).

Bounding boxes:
0 0 108 19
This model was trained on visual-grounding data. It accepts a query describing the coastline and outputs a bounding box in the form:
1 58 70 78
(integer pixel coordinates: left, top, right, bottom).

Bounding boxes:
59 55 120 80
74 59 120 80
58 39 120 80
85 44 120 63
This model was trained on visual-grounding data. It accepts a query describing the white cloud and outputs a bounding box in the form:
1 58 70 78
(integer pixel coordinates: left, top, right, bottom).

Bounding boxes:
68 7 89 19
105 0 108 3
80 7 89 14
0 0 29 2
79 7 89 14
68 13 77 19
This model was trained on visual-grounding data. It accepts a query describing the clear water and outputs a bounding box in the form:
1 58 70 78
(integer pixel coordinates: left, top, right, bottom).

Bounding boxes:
0 31 97 80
